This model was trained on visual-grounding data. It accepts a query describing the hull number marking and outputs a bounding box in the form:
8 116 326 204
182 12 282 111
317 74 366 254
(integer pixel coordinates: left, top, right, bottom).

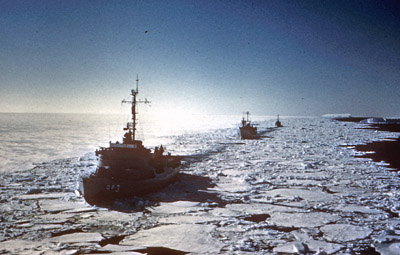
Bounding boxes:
106 184 120 192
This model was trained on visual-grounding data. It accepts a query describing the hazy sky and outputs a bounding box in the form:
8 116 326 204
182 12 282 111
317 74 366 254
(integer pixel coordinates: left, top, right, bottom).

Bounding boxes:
1 0 399 117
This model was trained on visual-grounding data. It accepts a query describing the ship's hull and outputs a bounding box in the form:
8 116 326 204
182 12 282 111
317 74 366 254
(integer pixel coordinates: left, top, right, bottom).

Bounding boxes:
81 167 180 205
240 126 258 139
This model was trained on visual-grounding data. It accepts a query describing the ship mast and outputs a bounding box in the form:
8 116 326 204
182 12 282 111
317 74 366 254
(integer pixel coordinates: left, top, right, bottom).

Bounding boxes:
131 76 139 141
122 75 150 142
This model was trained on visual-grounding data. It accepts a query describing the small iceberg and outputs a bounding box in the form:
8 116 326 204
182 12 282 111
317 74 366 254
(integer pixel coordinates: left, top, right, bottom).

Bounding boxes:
322 113 352 119
360 118 400 124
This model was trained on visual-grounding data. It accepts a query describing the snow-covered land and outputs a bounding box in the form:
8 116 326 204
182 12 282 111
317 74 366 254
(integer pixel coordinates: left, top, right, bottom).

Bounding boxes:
1 117 400 254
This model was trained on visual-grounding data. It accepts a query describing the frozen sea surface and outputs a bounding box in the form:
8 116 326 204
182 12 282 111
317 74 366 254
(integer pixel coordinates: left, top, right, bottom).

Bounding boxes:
1 117 400 254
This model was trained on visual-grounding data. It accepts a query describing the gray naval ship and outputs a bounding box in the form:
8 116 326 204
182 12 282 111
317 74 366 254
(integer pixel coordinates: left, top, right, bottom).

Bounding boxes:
81 78 182 205
239 112 258 139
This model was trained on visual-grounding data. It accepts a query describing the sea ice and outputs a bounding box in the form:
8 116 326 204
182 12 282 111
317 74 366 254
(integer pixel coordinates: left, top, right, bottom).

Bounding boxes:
268 212 340 228
121 224 224 254
321 224 373 242
50 232 104 243
0 239 39 253
375 242 400 255
274 240 343 254
2 117 400 253
150 201 202 215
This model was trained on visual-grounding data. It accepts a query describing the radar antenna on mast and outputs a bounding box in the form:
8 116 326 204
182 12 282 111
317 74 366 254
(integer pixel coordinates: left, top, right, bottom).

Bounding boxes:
121 75 151 141
136 75 139 93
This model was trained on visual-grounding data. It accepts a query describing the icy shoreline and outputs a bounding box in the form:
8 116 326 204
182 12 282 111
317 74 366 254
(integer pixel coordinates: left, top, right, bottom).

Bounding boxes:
1 117 400 254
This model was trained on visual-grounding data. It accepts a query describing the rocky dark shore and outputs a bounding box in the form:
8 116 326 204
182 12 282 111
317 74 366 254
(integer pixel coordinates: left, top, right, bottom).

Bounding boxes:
355 137 400 172
336 117 400 171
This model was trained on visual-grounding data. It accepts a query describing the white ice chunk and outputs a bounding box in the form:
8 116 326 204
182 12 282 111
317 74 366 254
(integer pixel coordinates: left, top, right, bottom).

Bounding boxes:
259 188 334 203
150 201 201 215
322 113 352 118
274 240 343 254
50 232 103 243
121 224 224 254
375 242 400 255
321 224 373 242
0 240 39 253
268 212 340 228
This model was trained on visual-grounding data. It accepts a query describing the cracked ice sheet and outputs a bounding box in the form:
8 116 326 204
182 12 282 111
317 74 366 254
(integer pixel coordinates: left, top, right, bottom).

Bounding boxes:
252 188 336 209
153 202 224 225
268 212 340 228
256 188 335 202
214 177 255 193
38 199 89 213
335 204 382 214
375 242 400 255
34 213 76 224
17 192 74 200
50 232 104 244
150 201 202 215
274 240 343 254
0 240 43 253
225 202 308 215
96 244 145 254
83 210 138 222
121 224 224 254
158 214 223 225
321 224 373 242
155 205 224 225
